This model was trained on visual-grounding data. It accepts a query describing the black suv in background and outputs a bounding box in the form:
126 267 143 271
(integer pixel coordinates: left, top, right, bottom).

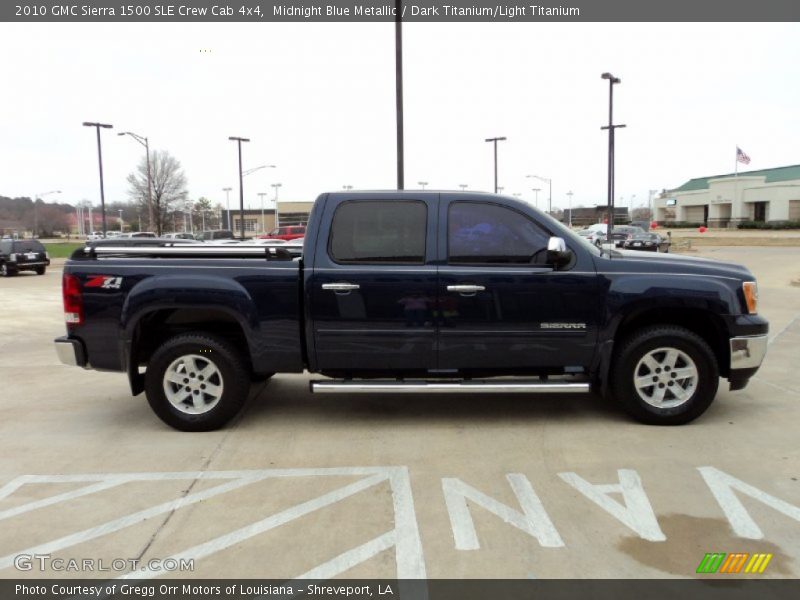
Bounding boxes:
0 239 50 276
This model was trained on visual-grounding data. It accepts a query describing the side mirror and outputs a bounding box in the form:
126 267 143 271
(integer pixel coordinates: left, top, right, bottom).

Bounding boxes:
547 236 573 267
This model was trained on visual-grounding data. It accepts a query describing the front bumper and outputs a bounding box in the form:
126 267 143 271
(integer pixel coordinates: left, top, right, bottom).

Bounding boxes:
730 335 768 370
54 336 87 367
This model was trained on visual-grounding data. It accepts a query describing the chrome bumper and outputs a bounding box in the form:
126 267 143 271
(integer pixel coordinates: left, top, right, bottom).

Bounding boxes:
54 337 87 367
730 335 768 370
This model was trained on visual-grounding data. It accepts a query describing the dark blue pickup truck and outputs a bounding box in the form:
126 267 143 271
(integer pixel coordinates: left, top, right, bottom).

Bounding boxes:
55 191 768 431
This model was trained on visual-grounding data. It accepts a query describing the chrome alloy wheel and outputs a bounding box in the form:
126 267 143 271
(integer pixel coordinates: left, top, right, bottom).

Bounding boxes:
162 354 224 415
633 346 698 409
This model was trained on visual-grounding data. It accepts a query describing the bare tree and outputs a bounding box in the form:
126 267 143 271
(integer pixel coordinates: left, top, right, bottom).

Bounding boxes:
126 150 188 235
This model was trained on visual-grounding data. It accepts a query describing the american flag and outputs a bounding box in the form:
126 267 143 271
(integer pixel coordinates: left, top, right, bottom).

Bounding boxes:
736 146 751 165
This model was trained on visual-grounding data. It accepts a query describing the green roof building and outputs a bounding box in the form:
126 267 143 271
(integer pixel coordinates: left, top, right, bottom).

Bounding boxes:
654 164 800 227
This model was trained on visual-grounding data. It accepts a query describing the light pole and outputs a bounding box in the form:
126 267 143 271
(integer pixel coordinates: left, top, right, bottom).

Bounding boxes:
118 209 124 232
83 121 113 236
418 181 428 190
33 190 61 238
648 189 658 223
567 191 574 227
527 175 552 214
497 186 504 194
484 136 507 193
222 187 232 231
343 185 353 190
117 131 154 232
228 136 250 239
395 3 404 190
530 187 541 209
630 194 636 221
272 183 282 228
258 192 268 233
601 72 625 239
459 184 468 191
184 201 194 234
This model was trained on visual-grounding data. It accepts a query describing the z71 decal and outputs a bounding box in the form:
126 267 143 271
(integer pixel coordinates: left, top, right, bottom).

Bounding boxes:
84 275 123 290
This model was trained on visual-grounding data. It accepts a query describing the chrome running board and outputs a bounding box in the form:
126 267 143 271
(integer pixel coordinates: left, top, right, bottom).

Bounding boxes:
310 380 590 394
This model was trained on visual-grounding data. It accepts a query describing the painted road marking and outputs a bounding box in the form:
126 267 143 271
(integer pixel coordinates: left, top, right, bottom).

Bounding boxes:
558 469 666 542
0 467 426 580
698 466 800 539
443 473 564 550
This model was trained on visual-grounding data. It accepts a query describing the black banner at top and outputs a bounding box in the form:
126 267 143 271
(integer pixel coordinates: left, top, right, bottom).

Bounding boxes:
3 0 800 22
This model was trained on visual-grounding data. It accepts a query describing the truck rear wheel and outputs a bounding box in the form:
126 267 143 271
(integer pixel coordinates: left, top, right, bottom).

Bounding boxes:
612 325 719 425
145 333 250 431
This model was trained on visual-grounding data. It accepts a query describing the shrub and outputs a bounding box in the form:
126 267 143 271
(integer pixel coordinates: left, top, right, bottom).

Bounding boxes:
737 220 800 230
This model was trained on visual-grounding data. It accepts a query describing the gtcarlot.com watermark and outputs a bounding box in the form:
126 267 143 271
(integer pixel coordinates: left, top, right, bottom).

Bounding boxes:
14 553 194 573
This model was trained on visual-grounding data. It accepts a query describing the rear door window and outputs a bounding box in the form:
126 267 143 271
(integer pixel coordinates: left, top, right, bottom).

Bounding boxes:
329 200 427 264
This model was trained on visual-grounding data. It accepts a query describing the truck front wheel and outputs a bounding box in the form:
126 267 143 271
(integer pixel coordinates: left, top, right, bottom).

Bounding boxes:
612 326 719 425
145 333 250 431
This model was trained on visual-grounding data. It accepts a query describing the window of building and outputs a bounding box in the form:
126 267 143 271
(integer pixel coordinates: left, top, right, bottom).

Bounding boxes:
448 202 550 264
329 200 427 264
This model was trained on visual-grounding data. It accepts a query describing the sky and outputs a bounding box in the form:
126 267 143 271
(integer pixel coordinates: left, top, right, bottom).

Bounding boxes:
1 21 799 213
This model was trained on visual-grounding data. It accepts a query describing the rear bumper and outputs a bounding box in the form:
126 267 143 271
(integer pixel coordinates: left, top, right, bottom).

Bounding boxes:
54 336 87 367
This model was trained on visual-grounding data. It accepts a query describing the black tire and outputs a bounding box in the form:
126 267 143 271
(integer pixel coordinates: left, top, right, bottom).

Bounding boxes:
144 333 250 431
0 263 15 277
35 266 46 275
611 325 719 425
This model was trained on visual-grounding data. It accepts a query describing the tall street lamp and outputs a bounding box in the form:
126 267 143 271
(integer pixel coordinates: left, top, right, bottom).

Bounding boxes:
458 184 468 191
343 185 353 190
527 175 552 214
601 72 625 238
118 209 124 232
530 187 541 209
258 192 268 233
484 136 507 193
228 136 250 239
117 131 154 232
567 191 574 227
222 187 232 230
418 181 428 190
272 183 282 228
83 121 113 236
395 3 404 190
33 190 61 237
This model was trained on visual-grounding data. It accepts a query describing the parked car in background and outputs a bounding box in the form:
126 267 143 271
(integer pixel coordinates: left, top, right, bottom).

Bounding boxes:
86 232 104 241
163 232 196 240
576 229 604 246
606 225 646 248
0 239 50 276
259 225 306 241
197 230 235 241
623 232 671 253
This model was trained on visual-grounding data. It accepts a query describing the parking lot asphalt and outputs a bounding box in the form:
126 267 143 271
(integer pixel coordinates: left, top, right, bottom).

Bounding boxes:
0 247 798 580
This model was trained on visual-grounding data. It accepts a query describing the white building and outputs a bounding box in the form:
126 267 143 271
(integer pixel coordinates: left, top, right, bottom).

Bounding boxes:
655 164 800 227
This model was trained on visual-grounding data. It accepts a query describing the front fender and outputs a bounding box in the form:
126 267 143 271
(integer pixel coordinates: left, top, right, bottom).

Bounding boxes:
600 274 740 343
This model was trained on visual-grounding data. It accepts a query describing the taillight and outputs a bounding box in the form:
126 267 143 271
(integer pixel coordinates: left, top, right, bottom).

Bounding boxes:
63 274 83 325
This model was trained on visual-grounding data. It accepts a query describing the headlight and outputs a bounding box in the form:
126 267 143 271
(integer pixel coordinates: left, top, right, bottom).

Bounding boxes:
742 281 758 314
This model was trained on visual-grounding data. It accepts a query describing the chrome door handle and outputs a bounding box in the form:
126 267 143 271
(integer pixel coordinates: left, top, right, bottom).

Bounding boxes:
322 282 360 291
447 284 485 294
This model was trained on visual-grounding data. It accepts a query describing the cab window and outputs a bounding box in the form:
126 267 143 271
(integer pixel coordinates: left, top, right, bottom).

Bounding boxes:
448 202 550 264
329 200 427 264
